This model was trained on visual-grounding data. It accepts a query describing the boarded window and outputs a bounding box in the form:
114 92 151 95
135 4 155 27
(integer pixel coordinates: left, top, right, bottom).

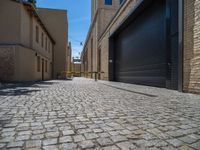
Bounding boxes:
36 26 39 43
37 56 40 72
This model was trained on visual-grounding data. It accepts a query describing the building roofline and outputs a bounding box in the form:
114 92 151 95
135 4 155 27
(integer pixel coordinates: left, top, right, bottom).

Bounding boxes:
98 0 131 42
37 7 68 13
82 9 99 54
82 0 127 54
11 0 56 44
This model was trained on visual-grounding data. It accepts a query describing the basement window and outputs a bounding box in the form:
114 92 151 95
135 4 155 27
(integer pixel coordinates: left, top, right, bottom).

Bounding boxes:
105 0 112 5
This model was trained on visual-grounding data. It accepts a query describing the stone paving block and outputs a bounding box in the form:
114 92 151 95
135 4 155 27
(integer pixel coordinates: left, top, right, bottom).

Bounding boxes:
167 139 184 147
0 143 6 149
179 135 197 144
26 148 42 150
43 138 58 146
59 136 73 143
62 130 75 136
26 140 42 148
31 134 44 140
117 141 137 150
103 145 120 150
16 135 30 141
178 145 195 150
110 135 128 143
73 134 85 142
45 131 59 138
84 133 98 140
43 145 59 150
98 132 110 138
79 140 95 149
59 143 77 150
161 146 178 150
190 141 200 150
6 148 22 150
96 137 113 146
7 141 24 148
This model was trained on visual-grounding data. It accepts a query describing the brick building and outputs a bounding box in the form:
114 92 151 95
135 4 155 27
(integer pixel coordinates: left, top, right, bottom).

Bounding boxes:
81 0 121 79
81 0 200 93
0 0 70 82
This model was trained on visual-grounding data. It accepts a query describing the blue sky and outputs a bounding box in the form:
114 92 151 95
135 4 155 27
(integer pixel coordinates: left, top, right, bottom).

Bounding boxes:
36 0 91 58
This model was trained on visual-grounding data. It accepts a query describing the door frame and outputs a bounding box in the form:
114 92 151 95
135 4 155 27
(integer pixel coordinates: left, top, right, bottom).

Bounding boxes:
108 0 183 91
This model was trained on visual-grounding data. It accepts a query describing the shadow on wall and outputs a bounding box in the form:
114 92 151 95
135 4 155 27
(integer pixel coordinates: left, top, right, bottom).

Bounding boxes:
0 81 56 96
183 0 195 91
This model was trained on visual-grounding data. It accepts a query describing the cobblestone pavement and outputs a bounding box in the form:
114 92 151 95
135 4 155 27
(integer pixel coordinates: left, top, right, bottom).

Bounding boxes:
0 78 200 150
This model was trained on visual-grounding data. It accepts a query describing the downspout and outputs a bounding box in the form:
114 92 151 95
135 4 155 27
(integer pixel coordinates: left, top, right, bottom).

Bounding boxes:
178 0 184 92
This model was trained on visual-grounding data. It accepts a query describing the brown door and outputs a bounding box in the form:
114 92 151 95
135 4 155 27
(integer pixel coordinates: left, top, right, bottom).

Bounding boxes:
42 59 44 80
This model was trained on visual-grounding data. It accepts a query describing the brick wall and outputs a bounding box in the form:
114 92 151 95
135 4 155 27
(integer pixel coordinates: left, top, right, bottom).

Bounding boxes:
0 46 15 81
183 0 200 93
98 0 140 80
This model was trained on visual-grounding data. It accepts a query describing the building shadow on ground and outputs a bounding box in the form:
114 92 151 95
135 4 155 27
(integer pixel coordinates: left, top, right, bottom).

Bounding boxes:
0 81 56 96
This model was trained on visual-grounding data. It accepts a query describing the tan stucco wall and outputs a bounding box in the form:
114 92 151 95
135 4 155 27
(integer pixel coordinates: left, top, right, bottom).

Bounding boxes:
20 4 31 47
0 0 53 82
0 0 21 44
183 0 200 93
0 45 52 82
14 46 52 81
37 8 68 78
32 13 53 61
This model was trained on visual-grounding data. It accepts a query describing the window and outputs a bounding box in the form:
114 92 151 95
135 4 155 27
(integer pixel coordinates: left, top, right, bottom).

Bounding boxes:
45 37 47 50
48 41 50 52
45 60 48 72
105 0 112 5
41 32 44 47
37 56 40 72
36 26 39 43
120 0 124 4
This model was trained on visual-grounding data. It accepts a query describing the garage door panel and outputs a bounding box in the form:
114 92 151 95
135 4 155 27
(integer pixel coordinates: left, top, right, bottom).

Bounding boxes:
114 0 167 87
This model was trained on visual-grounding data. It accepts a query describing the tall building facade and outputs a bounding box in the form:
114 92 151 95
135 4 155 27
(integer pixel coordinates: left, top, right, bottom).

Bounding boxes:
81 0 121 78
37 8 69 78
82 0 200 93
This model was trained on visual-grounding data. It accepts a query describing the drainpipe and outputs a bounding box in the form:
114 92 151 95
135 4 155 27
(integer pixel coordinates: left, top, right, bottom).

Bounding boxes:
178 0 184 92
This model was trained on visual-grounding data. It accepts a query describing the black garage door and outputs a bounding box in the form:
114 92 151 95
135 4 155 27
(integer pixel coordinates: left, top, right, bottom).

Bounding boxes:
109 0 179 89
